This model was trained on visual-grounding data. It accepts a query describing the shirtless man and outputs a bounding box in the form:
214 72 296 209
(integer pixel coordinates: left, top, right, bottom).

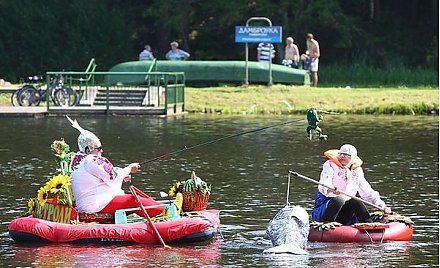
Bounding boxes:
283 37 300 68
306 33 320 87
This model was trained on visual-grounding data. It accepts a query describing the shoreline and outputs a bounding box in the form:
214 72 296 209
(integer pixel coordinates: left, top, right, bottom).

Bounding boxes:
1 85 438 116
185 85 439 115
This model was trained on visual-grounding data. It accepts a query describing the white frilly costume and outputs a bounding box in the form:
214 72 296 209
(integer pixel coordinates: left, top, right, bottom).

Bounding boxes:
66 116 127 213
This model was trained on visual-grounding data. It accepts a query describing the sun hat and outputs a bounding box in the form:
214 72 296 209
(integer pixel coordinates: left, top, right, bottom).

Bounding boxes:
339 144 357 158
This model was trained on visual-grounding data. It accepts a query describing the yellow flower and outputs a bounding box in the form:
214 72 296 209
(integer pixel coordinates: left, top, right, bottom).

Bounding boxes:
37 186 49 206
168 187 176 197
167 181 182 197
27 198 35 214
45 174 71 194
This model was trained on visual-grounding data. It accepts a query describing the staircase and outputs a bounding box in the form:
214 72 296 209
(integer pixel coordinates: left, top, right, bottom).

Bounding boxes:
93 89 150 106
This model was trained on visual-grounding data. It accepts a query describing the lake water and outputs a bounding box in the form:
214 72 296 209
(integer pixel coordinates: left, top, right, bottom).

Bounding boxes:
0 115 438 267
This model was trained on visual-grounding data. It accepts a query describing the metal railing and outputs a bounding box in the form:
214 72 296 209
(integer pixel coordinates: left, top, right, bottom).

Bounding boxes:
45 71 185 115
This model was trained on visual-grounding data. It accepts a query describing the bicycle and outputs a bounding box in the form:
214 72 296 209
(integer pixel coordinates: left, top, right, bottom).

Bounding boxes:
12 75 78 107
49 74 78 107
11 75 43 106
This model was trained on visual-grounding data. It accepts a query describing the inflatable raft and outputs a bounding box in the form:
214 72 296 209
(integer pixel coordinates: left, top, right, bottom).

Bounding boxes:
8 209 220 245
308 215 413 243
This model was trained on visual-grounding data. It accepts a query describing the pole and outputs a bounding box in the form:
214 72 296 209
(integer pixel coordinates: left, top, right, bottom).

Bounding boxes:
129 185 170 248
245 42 249 85
289 171 388 212
245 17 273 86
286 171 291 205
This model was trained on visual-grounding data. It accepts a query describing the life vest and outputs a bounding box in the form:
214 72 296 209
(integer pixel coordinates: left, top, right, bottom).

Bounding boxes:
324 149 363 170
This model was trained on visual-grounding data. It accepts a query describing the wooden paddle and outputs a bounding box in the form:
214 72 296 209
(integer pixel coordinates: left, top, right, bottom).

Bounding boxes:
289 171 391 213
129 185 170 248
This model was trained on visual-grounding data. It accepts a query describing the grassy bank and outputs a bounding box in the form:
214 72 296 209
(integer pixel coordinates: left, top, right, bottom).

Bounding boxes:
0 94 11 105
1 85 438 115
320 64 438 87
185 85 439 115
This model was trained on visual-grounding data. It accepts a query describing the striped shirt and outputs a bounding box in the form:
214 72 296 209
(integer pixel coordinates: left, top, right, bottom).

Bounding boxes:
257 43 275 62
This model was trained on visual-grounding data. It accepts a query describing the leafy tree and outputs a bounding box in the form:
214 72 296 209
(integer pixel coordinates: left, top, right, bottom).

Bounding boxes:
0 0 437 82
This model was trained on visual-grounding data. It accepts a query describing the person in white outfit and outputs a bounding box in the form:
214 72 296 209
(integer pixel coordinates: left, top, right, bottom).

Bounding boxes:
312 144 391 224
67 116 164 217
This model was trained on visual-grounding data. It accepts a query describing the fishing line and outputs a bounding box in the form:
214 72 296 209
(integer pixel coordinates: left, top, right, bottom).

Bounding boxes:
140 118 304 165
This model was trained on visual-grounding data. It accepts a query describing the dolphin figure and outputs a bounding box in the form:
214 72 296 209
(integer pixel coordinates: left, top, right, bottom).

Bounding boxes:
264 205 310 255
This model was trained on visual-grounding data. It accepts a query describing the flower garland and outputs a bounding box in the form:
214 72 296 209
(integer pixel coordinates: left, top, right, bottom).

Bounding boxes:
51 138 74 175
27 198 35 214
26 139 77 215
28 174 74 214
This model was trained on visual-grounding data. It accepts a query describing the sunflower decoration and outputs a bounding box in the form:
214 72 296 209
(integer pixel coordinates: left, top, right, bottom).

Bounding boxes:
37 186 49 206
44 174 74 206
45 174 71 194
27 198 35 214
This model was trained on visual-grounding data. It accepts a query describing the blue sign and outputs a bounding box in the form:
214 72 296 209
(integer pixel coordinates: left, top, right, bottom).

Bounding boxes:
235 26 282 43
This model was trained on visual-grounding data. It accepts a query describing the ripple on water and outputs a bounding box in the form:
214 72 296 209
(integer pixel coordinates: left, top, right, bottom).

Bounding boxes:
0 115 438 267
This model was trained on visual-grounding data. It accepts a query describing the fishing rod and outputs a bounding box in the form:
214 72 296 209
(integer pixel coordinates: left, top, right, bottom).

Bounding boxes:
289 171 391 213
140 118 304 165
317 110 341 115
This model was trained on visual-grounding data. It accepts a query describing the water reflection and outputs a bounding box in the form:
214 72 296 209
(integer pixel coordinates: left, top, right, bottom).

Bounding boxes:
0 115 438 267
9 240 222 267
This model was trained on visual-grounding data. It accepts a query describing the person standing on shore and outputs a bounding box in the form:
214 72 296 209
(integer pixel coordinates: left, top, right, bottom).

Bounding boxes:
139 45 155 61
282 37 300 68
166 41 190 61
257 42 275 63
306 33 320 87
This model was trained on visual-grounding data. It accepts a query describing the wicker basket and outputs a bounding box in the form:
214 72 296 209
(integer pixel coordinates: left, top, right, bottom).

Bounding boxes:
182 191 210 212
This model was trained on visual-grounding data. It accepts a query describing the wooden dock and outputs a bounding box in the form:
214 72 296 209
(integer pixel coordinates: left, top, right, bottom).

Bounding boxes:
0 106 180 117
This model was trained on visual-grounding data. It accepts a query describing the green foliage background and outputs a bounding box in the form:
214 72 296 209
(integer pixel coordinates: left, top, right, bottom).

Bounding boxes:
0 0 438 84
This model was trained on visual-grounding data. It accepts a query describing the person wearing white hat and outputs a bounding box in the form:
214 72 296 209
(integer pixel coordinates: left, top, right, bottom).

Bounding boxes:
165 41 190 61
67 116 164 217
312 144 391 224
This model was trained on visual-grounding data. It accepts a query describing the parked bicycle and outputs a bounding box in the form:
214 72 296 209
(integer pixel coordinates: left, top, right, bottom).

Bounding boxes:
12 74 78 107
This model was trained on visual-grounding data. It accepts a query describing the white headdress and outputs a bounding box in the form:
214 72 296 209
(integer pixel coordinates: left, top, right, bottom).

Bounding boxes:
339 144 358 167
66 115 101 153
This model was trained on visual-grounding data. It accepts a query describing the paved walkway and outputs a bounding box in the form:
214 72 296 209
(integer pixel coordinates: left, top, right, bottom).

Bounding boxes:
0 106 174 117
0 106 47 117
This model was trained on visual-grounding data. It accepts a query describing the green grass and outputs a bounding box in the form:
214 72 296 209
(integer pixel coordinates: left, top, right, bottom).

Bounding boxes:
185 85 439 115
2 85 438 115
0 93 11 105
320 64 438 87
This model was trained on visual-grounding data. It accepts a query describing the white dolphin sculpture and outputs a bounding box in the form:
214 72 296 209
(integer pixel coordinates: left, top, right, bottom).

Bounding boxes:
264 205 310 255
